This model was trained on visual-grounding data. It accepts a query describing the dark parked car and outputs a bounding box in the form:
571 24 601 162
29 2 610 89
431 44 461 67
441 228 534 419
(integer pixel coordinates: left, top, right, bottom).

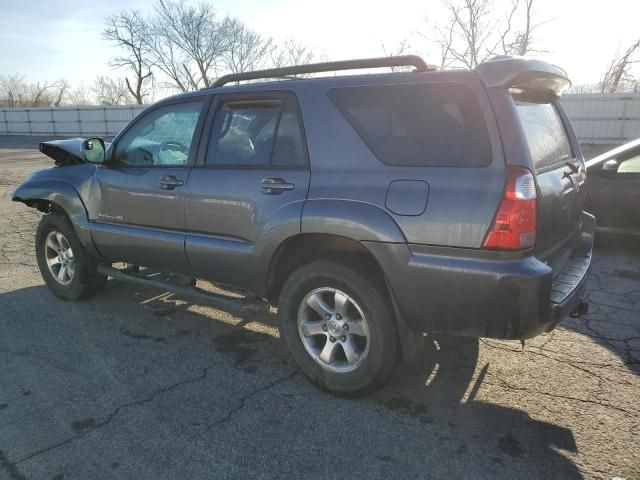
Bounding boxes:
585 138 640 237
12 55 593 395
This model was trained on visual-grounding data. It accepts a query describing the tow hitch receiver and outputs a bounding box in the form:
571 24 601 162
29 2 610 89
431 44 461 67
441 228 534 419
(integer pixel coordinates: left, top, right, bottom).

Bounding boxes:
570 301 589 318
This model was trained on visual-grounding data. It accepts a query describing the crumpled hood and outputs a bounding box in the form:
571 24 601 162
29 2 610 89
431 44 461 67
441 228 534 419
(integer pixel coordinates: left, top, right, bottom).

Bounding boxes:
39 138 111 166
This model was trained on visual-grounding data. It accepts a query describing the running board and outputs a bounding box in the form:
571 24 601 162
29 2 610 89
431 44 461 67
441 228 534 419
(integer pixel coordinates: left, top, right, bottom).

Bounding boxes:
97 264 268 312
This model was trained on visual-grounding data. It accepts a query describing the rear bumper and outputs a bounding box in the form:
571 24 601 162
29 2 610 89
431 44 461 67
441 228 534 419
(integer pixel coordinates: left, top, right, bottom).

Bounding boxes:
364 212 594 340
547 236 592 327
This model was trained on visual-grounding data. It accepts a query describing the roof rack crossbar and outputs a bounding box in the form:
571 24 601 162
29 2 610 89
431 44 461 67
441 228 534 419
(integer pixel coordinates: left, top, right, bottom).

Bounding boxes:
211 55 435 88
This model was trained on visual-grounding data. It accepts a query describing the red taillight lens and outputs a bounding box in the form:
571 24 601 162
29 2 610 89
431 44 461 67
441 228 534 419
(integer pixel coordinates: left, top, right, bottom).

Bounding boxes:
483 166 537 250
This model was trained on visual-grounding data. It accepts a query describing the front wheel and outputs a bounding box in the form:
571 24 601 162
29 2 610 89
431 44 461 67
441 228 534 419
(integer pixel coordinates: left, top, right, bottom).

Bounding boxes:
35 213 107 301
277 259 398 396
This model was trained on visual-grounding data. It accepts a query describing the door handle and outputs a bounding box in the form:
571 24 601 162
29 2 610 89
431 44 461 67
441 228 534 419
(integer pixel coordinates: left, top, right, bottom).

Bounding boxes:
261 177 295 194
159 175 184 190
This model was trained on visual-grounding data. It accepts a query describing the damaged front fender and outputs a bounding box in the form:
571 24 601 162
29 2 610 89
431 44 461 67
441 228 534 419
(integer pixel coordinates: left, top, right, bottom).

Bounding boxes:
12 166 101 259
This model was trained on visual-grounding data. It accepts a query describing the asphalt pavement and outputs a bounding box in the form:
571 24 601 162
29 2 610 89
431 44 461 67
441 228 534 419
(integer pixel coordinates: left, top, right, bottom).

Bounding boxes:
0 136 638 479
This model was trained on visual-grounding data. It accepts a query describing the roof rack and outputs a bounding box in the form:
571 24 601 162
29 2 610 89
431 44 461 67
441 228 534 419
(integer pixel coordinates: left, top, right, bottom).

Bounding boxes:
211 55 436 88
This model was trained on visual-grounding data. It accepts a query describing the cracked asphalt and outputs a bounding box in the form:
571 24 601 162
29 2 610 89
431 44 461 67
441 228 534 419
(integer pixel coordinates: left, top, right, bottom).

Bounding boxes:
0 136 638 480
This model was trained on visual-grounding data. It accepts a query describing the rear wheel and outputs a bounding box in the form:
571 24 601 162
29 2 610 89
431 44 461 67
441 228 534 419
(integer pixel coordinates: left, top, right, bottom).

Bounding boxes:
278 259 397 396
36 213 106 301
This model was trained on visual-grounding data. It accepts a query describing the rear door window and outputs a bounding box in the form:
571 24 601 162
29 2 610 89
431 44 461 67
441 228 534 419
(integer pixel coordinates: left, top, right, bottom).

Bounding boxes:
272 97 308 167
328 83 492 167
206 95 308 168
207 100 283 167
515 101 573 171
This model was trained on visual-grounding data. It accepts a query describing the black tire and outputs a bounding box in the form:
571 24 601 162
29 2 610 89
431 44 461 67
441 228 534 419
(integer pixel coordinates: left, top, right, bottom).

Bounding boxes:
277 259 398 396
35 212 107 301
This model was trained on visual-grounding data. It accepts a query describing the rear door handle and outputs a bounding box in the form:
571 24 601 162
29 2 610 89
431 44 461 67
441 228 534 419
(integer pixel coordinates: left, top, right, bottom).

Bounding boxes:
261 177 295 194
159 175 184 190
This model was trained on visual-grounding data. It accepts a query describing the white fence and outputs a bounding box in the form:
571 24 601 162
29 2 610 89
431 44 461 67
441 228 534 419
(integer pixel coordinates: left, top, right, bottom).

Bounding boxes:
1 93 640 144
0 105 145 137
561 93 640 144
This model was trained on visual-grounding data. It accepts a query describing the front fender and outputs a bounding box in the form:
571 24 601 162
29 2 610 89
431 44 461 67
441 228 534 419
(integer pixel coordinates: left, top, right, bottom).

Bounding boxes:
12 176 99 259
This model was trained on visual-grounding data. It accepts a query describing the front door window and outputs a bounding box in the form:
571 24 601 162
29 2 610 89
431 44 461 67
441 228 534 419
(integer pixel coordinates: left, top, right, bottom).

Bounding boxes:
114 100 205 167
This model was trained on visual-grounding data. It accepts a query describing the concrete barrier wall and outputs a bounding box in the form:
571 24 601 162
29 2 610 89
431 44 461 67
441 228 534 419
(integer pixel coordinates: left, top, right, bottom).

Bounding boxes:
0 105 145 137
2 93 640 144
560 93 640 144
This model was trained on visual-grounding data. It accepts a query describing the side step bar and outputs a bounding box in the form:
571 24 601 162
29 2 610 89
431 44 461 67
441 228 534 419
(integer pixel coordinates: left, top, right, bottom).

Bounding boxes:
97 264 268 312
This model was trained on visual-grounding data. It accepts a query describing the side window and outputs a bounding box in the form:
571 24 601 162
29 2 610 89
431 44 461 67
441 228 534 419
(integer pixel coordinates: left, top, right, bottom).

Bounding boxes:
207 100 283 166
515 101 573 172
328 83 492 167
618 153 640 174
114 100 204 167
272 97 307 167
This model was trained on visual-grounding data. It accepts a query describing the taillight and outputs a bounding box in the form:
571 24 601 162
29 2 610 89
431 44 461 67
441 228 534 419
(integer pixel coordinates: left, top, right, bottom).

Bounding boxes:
483 166 537 250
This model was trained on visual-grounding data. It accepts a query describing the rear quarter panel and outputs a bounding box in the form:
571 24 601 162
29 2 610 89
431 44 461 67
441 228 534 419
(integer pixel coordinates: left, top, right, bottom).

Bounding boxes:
297 71 506 248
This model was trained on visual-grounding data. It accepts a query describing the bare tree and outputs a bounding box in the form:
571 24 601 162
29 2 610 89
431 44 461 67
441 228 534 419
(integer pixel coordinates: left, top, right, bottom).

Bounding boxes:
67 83 94 106
271 39 316 68
143 21 194 92
565 82 596 94
427 14 457 68
153 0 229 88
382 39 413 71
98 1 317 92
496 0 520 56
53 79 70 107
0 75 70 107
0 74 26 107
27 81 55 106
103 10 153 104
224 18 272 75
440 0 494 68
426 0 545 69
499 0 548 56
93 76 134 105
600 38 640 93
23 80 69 107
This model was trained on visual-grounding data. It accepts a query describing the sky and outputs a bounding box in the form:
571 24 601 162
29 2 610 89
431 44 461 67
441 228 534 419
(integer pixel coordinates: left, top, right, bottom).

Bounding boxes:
0 0 639 91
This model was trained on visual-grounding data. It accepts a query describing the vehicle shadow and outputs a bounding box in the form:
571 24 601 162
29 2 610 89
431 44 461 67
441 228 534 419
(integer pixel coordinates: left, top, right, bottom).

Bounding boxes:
562 243 640 375
0 281 583 479
374 335 581 478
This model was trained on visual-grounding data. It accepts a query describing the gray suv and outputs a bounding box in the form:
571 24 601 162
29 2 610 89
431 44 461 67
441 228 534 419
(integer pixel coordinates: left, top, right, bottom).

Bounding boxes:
13 55 593 395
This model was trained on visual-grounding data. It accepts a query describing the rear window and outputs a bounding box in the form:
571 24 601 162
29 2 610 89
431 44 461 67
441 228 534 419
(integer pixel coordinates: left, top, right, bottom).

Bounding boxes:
329 83 492 167
515 101 573 171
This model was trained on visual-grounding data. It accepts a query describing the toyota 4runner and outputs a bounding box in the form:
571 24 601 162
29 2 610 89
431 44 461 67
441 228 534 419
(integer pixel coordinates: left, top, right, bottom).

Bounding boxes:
12 55 594 395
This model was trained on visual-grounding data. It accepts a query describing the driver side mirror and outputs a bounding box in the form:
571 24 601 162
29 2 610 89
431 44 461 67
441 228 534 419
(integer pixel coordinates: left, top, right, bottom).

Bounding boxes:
82 138 106 164
602 158 619 174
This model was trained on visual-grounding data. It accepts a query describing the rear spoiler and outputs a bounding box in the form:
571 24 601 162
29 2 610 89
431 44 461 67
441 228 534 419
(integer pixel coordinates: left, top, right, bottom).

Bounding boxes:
474 56 571 100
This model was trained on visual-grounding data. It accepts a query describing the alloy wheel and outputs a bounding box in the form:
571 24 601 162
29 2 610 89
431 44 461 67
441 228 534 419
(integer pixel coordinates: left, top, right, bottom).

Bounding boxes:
44 230 75 285
297 287 370 372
